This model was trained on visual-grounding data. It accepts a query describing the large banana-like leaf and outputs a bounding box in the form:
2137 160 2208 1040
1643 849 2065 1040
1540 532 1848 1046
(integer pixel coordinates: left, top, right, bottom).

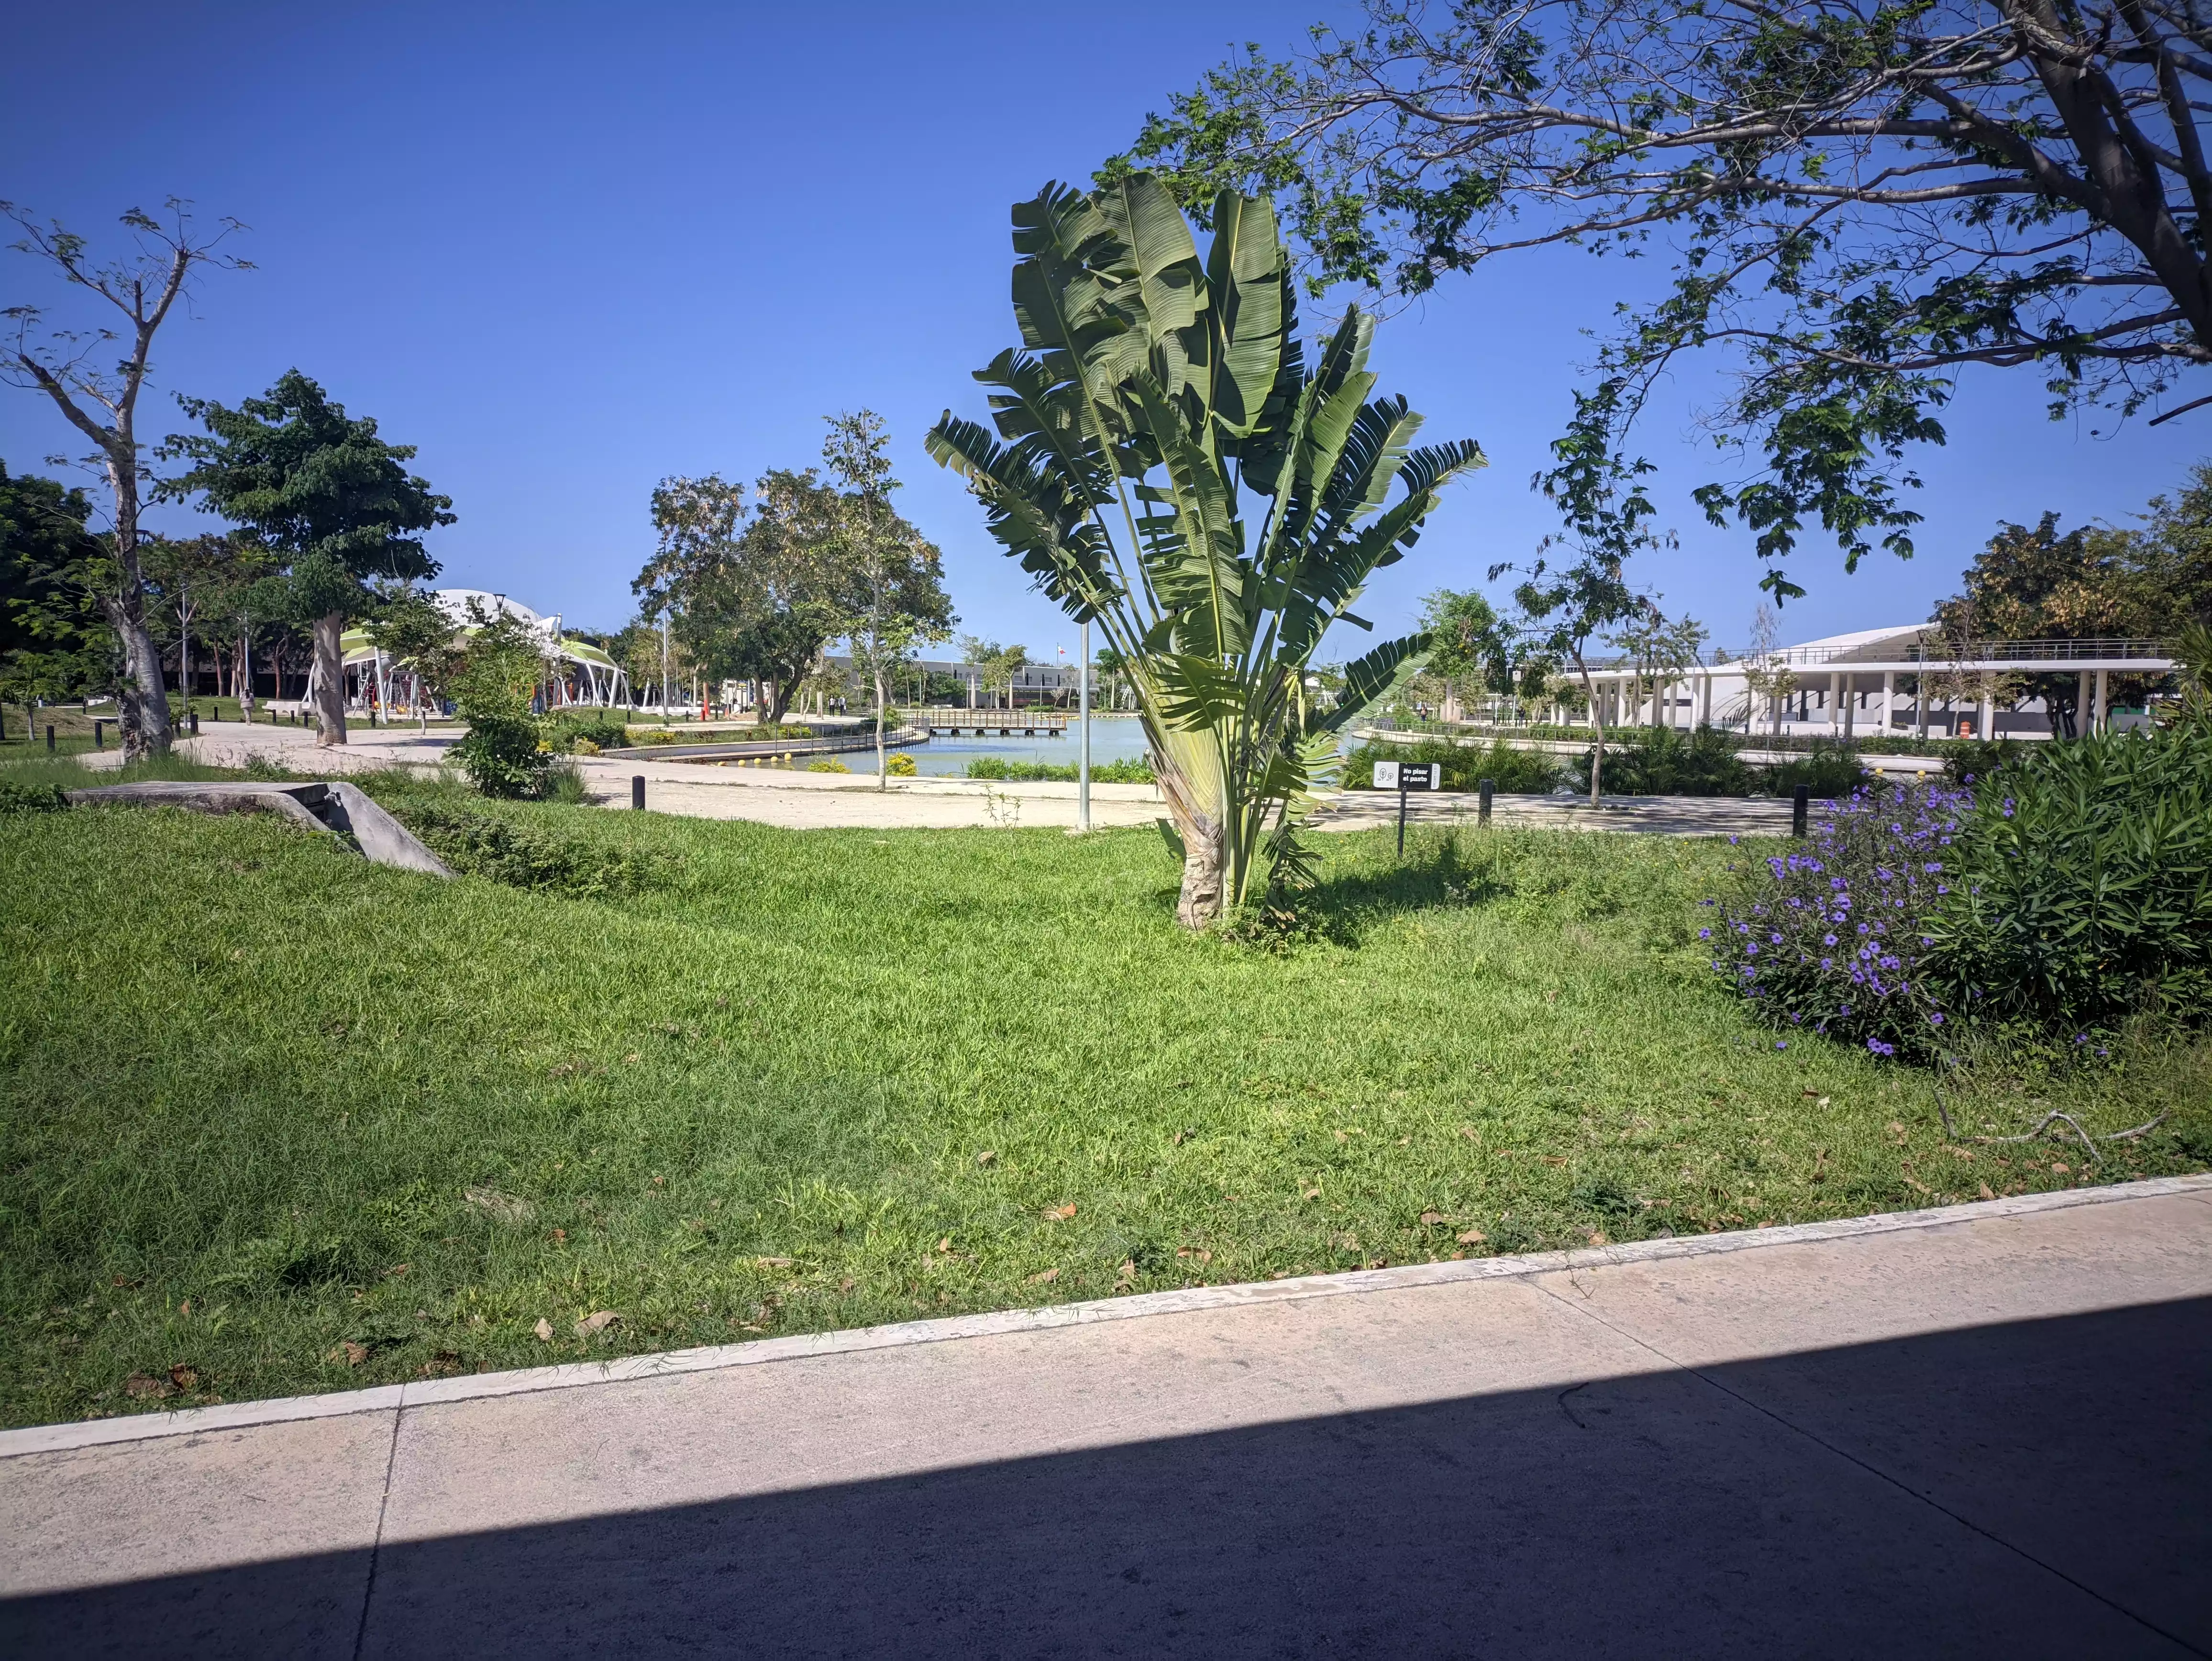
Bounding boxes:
1202 190 1285 441
1131 373 1249 662
1096 174 1203 379
925 415 1116 620
976 347 1115 511
1312 631 1433 736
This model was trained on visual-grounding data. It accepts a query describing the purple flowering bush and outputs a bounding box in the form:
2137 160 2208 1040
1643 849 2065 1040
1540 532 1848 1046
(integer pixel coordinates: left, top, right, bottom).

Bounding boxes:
1704 780 1969 1058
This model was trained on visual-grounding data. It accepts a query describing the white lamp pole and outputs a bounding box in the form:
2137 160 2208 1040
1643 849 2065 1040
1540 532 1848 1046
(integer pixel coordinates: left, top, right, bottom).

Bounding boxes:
1079 619 1093 831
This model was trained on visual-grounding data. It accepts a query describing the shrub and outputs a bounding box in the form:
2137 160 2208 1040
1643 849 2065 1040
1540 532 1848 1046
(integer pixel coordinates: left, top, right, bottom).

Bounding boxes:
546 712 630 752
1706 779 1969 1058
885 752 918 776
963 755 1157 783
1759 742 1871 799
0 779 68 814
1941 739 2029 785
452 714 551 797
1925 722 2212 1029
1340 738 1560 793
447 611 555 798
1574 727 1753 797
807 758 852 774
391 800 678 897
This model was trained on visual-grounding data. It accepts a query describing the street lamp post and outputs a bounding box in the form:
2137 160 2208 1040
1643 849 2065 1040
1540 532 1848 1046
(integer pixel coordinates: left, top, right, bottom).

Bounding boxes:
1078 619 1092 832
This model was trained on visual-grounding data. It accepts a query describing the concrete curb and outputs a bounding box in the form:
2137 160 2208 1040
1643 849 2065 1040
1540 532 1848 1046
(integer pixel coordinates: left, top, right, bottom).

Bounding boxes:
7 1173 2207 1461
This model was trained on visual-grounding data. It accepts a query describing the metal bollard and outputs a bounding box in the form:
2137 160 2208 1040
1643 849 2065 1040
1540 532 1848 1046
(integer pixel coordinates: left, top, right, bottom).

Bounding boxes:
1792 784 1810 838
189 707 200 735
93 720 104 748
47 724 56 753
1478 777 1494 825
631 775 646 810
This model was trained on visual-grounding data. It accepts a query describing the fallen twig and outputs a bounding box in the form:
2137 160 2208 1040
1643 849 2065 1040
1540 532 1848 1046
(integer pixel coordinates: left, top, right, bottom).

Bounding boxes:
1976 1111 2101 1161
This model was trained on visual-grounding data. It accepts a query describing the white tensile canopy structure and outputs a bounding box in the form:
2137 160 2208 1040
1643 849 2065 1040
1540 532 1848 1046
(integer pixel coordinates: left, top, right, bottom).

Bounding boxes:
323 589 630 718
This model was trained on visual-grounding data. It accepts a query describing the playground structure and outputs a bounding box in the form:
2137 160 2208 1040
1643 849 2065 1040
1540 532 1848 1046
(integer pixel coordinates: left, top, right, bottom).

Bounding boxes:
315 589 631 720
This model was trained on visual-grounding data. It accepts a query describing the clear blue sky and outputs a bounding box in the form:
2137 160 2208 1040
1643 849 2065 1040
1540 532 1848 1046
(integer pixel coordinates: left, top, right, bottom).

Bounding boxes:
6 1 2205 661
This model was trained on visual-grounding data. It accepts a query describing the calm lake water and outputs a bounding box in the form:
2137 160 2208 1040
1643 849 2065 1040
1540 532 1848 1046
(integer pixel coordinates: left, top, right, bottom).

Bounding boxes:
838 717 1156 776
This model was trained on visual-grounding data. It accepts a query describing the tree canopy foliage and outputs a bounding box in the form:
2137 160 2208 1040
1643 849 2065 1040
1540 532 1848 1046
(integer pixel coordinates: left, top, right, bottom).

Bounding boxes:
161 368 451 742
1118 0 2212 598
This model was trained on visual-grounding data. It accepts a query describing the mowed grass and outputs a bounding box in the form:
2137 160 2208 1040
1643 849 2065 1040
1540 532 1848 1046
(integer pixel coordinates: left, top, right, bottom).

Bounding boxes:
1 790 2207 1428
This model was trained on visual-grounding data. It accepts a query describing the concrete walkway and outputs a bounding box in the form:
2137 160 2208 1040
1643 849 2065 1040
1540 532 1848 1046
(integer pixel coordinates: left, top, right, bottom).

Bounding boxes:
5 1177 2208 1658
97 721 1817 837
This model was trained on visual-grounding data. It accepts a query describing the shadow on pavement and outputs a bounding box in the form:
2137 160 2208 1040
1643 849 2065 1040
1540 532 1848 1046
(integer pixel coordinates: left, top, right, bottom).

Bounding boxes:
8 1297 2208 1659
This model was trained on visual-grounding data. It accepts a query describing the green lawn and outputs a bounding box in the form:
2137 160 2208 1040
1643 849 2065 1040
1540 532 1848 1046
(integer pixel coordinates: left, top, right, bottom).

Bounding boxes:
1 783 2206 1428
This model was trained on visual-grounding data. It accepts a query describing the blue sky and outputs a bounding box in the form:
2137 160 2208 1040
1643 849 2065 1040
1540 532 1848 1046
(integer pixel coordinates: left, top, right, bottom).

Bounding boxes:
5 1 2205 662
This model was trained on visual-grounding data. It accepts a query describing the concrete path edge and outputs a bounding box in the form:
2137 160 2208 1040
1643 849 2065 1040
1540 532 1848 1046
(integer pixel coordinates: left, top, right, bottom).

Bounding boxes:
9 1172 2207 1462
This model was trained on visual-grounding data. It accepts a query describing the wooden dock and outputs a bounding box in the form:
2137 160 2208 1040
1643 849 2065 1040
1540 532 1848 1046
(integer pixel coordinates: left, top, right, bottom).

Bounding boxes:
922 710 1067 737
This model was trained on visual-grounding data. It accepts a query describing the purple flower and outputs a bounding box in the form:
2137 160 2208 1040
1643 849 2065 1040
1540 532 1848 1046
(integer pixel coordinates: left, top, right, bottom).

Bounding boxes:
1775 1040 1788 1050
1699 927 1711 939
1823 934 1837 947
1929 1012 1945 1026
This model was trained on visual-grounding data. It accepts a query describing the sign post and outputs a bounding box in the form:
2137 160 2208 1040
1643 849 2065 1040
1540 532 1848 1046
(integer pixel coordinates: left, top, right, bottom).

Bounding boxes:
1372 759 1439 854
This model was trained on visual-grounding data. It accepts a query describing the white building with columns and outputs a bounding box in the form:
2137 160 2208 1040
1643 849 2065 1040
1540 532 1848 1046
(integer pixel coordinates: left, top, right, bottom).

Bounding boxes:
1563 625 2178 741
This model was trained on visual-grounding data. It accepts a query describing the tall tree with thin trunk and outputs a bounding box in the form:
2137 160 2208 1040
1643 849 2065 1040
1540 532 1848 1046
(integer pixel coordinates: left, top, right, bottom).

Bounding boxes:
2 199 249 758
159 370 450 745
821 410 955 788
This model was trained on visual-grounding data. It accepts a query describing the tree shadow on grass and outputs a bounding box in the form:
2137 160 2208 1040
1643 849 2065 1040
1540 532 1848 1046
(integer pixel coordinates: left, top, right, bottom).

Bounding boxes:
1280 830 1509 949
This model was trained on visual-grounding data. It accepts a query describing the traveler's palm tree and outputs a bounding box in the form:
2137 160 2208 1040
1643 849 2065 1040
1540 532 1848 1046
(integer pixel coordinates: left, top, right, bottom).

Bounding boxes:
928 176 1484 926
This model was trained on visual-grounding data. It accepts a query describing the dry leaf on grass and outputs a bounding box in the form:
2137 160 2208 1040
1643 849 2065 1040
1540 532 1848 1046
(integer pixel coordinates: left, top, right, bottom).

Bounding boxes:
1042 1203 1077 1221
533 1318 554 1342
419 1351 461 1378
976 1150 996 1166
1027 1267 1060 1285
1456 1229 1487 1245
122 1373 174 1400
331 1341 371 1367
167 1364 199 1391
1979 1183 1996 1201
755 1255 794 1268
1418 1211 1448 1226
574 1310 620 1338
1301 1186 1322 1201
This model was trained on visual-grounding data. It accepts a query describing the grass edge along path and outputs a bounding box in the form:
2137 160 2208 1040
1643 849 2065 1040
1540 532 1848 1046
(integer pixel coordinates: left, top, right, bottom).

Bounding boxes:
1 797 2205 1429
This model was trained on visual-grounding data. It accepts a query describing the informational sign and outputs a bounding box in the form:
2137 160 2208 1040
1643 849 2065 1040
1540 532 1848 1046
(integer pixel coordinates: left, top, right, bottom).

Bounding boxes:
1373 760 1438 791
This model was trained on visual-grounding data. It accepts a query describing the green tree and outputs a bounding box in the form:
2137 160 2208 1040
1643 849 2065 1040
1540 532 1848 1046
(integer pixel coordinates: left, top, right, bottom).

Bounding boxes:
634 470 853 724
929 175 1484 925
159 369 452 747
1119 1 2212 600
821 410 956 786
1492 387 1664 802
1419 587 1511 718
1935 463 2212 729
3 199 248 756
0 460 112 718
140 532 243 705
367 586 460 732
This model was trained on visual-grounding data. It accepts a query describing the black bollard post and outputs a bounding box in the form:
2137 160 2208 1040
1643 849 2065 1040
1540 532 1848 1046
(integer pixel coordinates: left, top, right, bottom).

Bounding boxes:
189 707 200 736
1792 783 1810 838
631 775 646 811
1479 777 1494 826
47 724 56 753
93 720 104 749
